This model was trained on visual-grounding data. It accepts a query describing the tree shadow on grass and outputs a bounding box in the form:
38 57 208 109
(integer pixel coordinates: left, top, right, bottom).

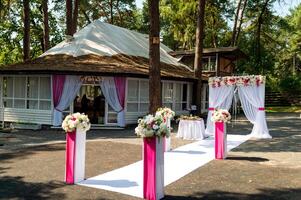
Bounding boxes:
0 144 65 163
0 176 65 200
226 156 269 162
163 188 301 200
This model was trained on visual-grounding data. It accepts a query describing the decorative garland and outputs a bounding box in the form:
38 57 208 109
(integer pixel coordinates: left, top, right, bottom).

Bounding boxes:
208 75 265 88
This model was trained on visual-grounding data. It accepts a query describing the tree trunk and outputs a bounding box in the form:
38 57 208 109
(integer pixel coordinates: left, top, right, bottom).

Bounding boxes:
23 0 30 61
42 0 50 51
194 0 206 115
66 0 73 36
256 0 270 73
231 0 242 46
148 0 161 114
234 0 247 45
110 0 114 24
81 9 91 24
72 0 79 34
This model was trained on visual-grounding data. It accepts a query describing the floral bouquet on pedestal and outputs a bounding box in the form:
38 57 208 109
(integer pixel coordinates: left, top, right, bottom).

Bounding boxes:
156 107 175 122
135 114 170 138
211 109 230 160
63 112 91 184
62 112 91 133
211 109 231 123
137 109 173 200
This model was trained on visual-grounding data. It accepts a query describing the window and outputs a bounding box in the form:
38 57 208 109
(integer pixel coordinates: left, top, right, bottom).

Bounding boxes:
127 79 149 113
203 57 216 71
162 82 190 111
2 76 51 110
163 82 173 109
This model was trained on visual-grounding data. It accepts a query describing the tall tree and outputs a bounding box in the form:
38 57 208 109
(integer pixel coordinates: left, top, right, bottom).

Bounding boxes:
256 0 270 73
194 0 206 115
42 0 50 51
234 0 247 45
159 0 231 50
66 0 73 35
66 0 78 36
23 0 30 61
148 0 161 114
231 0 242 46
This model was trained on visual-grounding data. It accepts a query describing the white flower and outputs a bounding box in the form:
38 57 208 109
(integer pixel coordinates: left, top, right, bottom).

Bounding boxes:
152 124 159 130
62 113 91 133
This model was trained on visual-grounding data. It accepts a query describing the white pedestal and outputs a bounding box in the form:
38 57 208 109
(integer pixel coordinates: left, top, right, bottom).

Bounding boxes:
74 129 86 183
156 137 164 200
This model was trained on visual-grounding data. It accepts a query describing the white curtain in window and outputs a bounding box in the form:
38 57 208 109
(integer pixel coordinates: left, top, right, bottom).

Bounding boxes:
28 77 39 98
238 84 271 138
205 85 234 136
40 77 51 99
14 77 26 98
100 77 125 127
6 77 14 97
53 75 82 126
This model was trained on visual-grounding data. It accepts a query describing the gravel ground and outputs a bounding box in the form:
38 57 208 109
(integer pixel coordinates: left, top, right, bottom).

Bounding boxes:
0 113 300 200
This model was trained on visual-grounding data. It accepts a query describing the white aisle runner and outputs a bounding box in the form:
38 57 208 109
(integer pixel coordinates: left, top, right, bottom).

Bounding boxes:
78 134 249 198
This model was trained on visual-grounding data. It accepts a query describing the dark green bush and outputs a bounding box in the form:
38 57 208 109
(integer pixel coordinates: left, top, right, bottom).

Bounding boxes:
279 75 301 93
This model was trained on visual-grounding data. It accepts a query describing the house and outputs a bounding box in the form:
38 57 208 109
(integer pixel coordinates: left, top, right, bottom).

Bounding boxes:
0 21 198 127
0 21 247 128
170 47 247 110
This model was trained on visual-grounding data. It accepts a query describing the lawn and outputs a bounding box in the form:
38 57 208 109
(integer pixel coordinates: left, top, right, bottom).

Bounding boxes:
266 106 301 113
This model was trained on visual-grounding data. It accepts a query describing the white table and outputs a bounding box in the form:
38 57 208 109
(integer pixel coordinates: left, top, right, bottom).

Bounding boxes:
177 119 206 140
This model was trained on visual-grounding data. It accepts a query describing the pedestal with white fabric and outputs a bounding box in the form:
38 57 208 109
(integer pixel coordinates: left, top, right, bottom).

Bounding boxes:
215 122 227 159
65 129 86 184
164 118 171 151
143 137 164 200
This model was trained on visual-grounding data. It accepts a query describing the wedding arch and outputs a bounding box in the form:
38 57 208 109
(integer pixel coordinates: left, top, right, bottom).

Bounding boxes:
205 75 272 139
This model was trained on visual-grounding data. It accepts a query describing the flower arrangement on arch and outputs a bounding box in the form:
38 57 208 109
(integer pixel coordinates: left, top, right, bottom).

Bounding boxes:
135 108 175 138
211 109 231 123
156 107 175 122
208 75 265 88
62 113 91 133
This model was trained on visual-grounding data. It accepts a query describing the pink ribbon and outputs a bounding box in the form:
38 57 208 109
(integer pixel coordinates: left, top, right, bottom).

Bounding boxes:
208 107 215 111
215 122 225 159
65 131 76 184
143 137 156 200
258 107 265 111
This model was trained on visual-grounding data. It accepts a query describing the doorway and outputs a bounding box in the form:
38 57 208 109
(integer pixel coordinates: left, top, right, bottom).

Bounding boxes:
74 85 105 125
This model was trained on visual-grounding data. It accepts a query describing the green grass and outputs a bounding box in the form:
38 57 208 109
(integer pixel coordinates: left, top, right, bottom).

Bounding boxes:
266 106 301 113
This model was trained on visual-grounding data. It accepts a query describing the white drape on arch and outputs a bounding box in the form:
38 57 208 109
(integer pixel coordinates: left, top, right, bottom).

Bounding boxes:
205 76 271 139
100 77 125 127
205 85 235 136
238 84 271 138
53 75 82 126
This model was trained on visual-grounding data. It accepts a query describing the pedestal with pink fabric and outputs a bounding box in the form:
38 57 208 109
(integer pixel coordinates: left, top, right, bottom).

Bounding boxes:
65 129 86 184
215 122 227 159
143 137 164 200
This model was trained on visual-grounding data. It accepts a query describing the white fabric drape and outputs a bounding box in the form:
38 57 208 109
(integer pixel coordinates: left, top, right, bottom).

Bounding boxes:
100 77 125 127
53 75 82 126
205 85 234 136
238 84 271 138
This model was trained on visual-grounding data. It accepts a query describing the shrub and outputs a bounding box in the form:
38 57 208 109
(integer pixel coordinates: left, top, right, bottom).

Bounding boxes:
279 75 301 93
